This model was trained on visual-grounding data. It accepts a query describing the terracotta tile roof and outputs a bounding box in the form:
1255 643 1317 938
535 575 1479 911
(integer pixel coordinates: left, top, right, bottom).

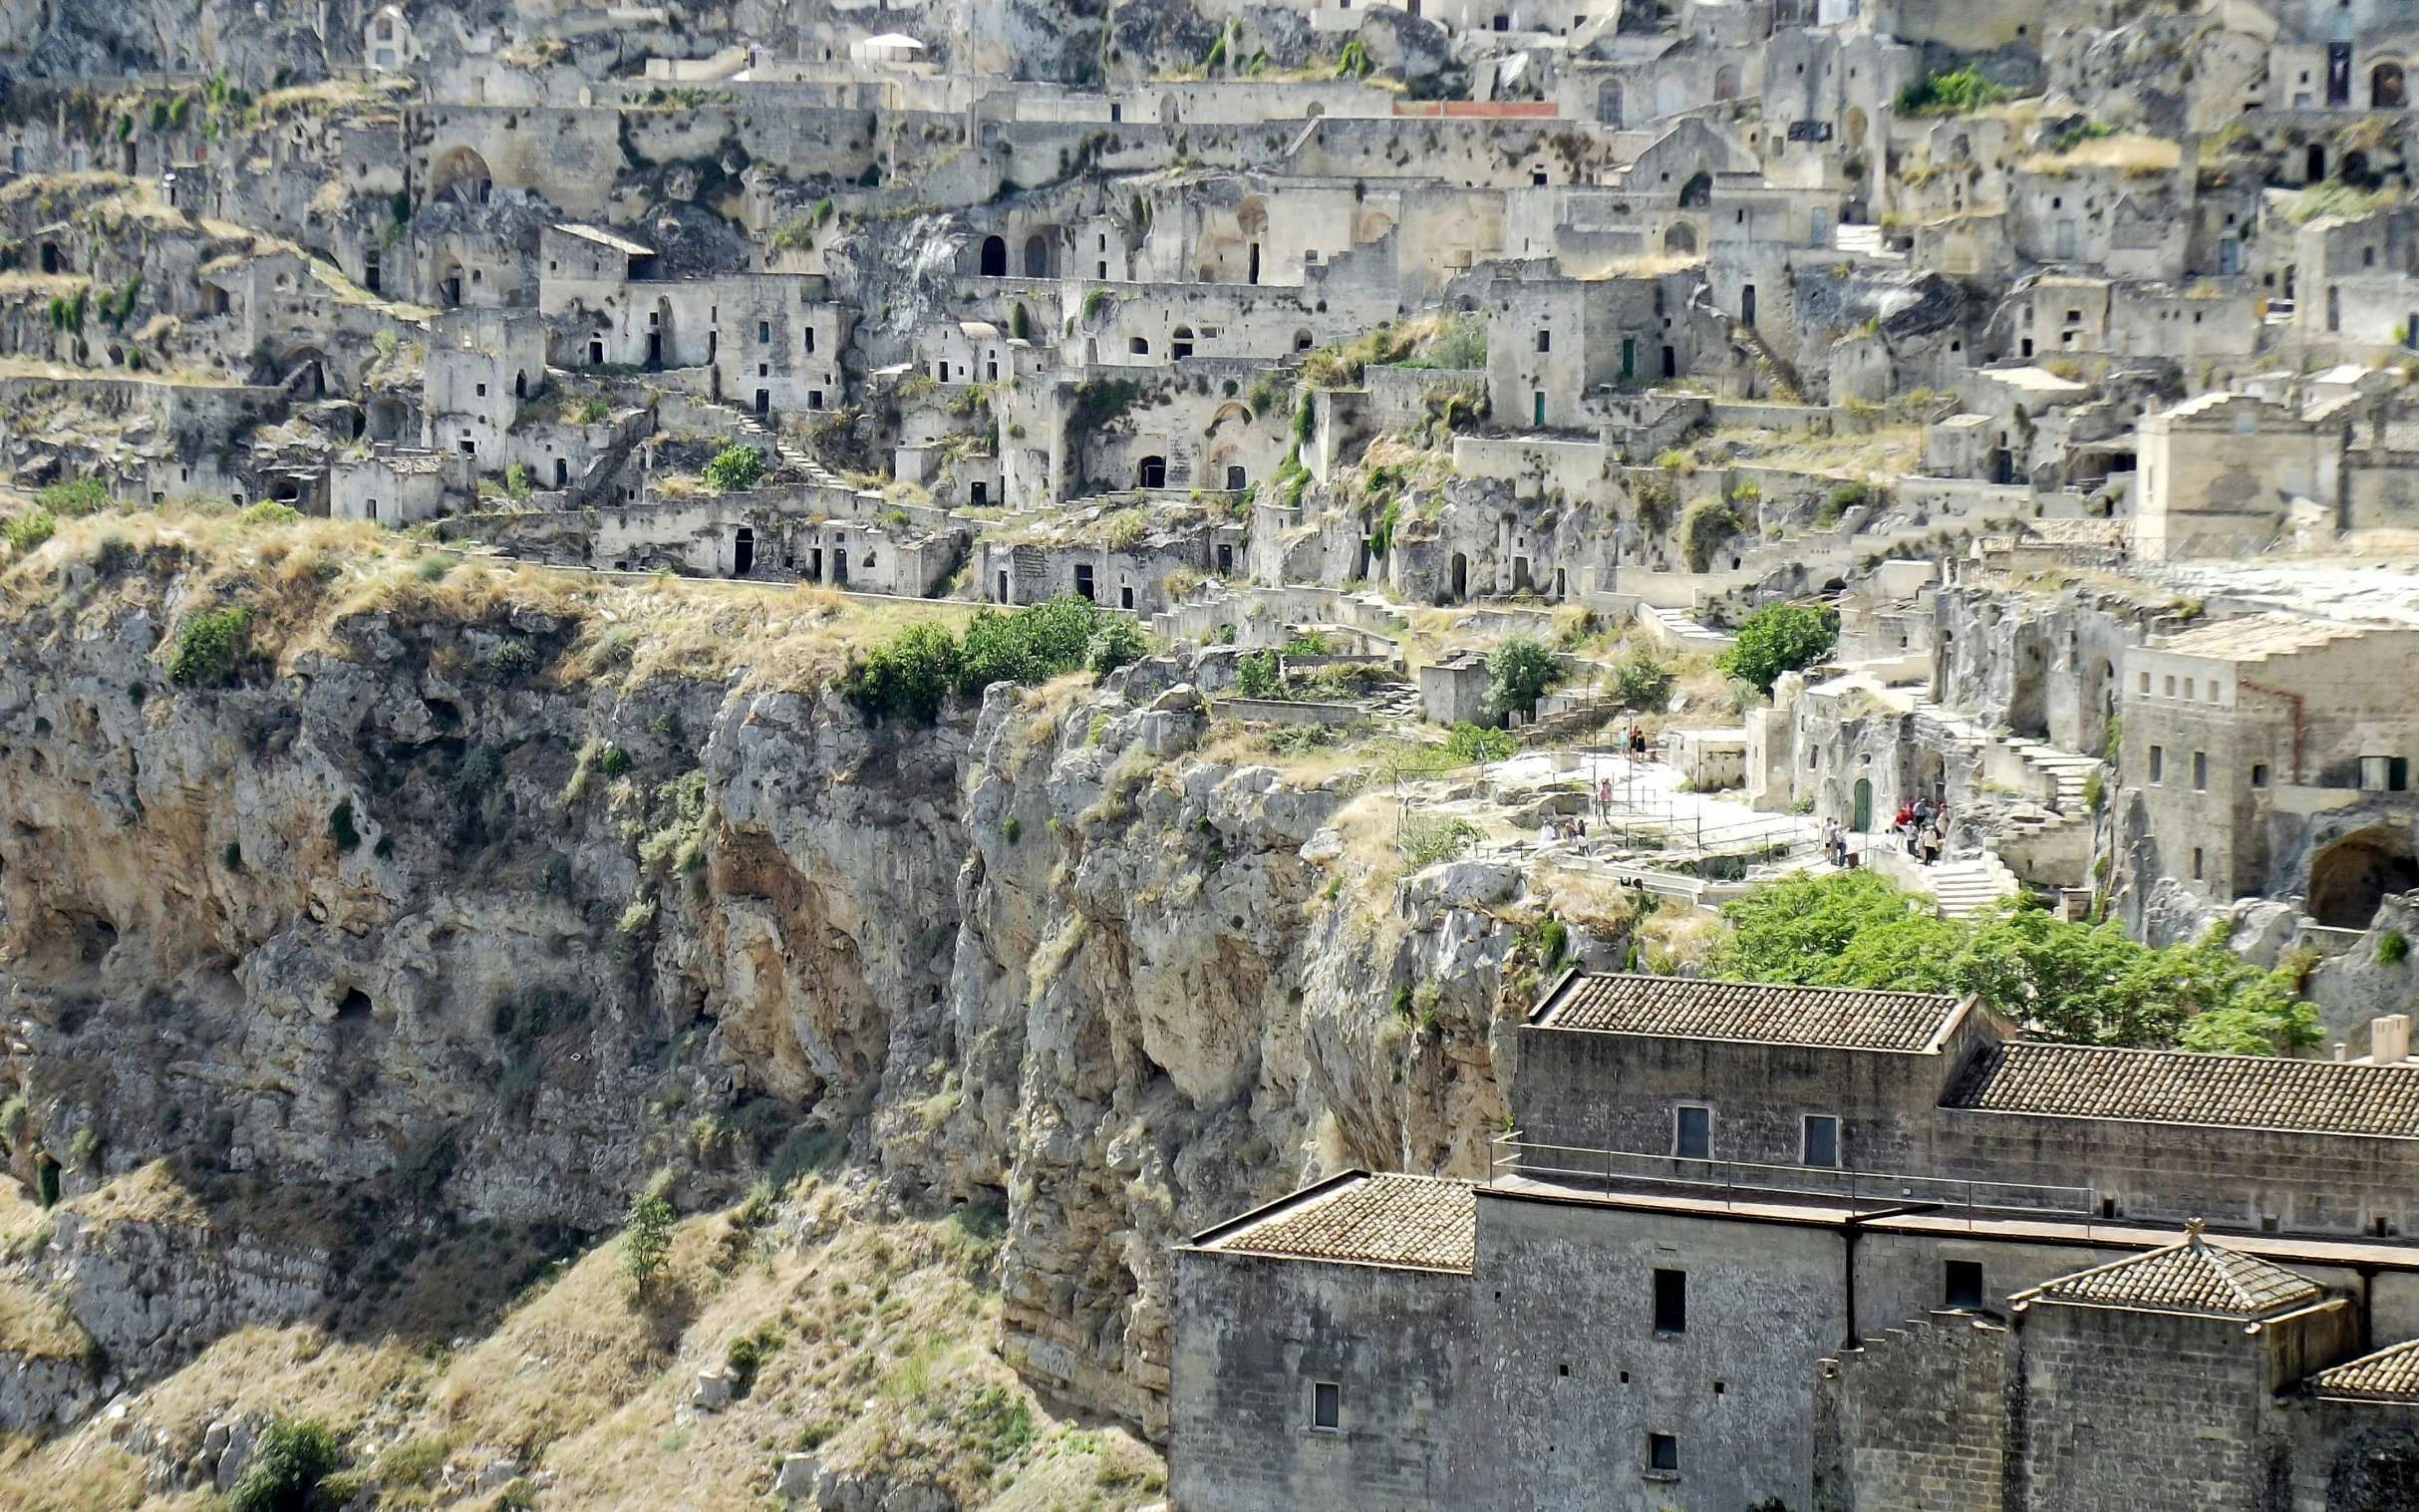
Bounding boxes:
2314 1338 2419 1400
1949 1042 2419 1138
1533 973 1965 1053
2014 1225 2322 1318
1196 1173 1475 1274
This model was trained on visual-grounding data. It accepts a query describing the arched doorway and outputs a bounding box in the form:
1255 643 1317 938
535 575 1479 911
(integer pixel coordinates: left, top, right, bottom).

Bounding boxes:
1678 170 1712 208
1450 551 1467 601
734 527 755 577
1137 455 1166 488
1713 65 1739 101
1853 778 1873 832
2376 62 2407 109
513 370 527 399
1663 222 1698 255
430 146 492 206
1172 326 1194 359
2308 827 2419 928
979 235 1008 276
1023 232 1053 277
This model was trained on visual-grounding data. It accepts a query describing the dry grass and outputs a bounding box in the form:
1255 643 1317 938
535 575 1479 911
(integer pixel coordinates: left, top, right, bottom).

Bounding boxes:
0 1173 1161 1512
1639 897 1727 971
0 504 981 703
1734 423 1927 481
2019 134 2182 175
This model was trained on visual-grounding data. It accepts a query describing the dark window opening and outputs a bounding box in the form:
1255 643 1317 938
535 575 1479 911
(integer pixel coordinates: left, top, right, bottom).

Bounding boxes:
1945 1260 1984 1310
1120 585 1133 610
1802 1114 1839 1168
1074 564 1094 600
1311 1381 1341 1430
1653 1268 1686 1333
1138 455 1166 489
1649 1433 1678 1472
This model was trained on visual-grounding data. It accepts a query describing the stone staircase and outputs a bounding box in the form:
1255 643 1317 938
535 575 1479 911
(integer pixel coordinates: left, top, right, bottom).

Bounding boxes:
1928 852 2021 919
1909 698 2102 890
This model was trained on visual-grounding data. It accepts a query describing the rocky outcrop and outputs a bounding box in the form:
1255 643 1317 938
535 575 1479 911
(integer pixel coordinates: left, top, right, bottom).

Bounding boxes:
0 549 1594 1440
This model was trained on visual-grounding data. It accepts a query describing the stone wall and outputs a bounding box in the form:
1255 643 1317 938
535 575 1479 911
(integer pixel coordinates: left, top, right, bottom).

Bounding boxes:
1813 1310 2008 1512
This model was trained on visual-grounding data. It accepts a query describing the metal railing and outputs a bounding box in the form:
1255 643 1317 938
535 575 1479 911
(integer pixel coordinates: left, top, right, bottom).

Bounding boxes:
1488 1134 2097 1219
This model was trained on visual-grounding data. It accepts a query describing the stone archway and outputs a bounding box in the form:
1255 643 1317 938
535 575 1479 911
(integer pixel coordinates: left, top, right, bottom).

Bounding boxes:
979 235 1008 277
2309 826 2419 929
429 146 491 206
1663 222 1698 255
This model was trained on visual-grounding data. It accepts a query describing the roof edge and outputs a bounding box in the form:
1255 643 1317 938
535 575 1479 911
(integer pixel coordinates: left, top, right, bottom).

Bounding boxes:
1183 1168 1368 1249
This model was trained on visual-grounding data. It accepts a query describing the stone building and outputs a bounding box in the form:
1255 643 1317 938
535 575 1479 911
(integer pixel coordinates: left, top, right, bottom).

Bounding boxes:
1169 973 2419 1511
2116 613 2419 926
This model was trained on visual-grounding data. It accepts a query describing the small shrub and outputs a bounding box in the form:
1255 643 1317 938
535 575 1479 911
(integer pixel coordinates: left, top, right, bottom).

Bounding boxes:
1000 815 1021 844
1402 814 1482 866
168 606 252 686
2 508 55 553
238 500 300 526
378 1437 449 1491
489 639 540 679
620 1180 678 1294
1539 918 1570 970
726 1334 763 1399
1444 722 1517 763
224 1418 340 1512
329 801 361 853
1236 650 1283 700
2381 928 2410 966
34 476 109 516
1611 651 1674 712
942 1201 1008 1276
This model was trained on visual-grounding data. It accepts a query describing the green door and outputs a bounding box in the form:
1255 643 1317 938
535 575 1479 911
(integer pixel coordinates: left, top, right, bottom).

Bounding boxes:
1852 778 1872 833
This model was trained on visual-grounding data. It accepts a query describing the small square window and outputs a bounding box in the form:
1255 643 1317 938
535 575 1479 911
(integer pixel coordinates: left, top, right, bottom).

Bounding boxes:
1945 1260 1984 1310
1674 1105 1710 1159
475 382 486 397
1649 1432 1679 1472
1802 1114 1839 1168
1654 1268 1686 1333
1311 1381 1341 1430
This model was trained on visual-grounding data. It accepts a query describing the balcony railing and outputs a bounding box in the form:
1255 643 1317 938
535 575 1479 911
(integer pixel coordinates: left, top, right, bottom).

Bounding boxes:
1488 1134 2097 1219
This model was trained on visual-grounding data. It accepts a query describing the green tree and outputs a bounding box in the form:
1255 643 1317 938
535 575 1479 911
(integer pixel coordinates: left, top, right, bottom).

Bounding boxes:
703 444 768 492
1717 602 1840 695
1705 870 2316 1052
1611 650 1675 712
1487 636 1558 720
621 1181 678 1294
168 606 252 686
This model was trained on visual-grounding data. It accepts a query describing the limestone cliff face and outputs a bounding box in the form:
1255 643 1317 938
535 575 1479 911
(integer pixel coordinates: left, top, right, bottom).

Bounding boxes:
0 559 1565 1439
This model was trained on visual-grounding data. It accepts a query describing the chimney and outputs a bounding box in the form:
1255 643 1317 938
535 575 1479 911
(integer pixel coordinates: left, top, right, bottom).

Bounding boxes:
2372 1014 2412 1064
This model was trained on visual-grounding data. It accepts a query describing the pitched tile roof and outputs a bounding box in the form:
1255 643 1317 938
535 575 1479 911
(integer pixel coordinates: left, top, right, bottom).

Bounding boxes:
1194 1173 1475 1274
1948 1042 2419 1138
2314 1338 2419 1400
1533 973 1966 1053
2014 1225 2322 1319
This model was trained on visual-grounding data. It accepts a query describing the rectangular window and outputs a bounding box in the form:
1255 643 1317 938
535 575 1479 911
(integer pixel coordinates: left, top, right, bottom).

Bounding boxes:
2363 756 2395 792
2183 678 2195 700
2193 846 2205 881
1533 391 1546 426
1945 1260 1984 1310
2139 671 2151 694
758 321 770 342
1802 1114 1839 1168
1536 328 1551 352
1622 337 1636 379
2252 763 2269 788
2193 752 2208 790
2398 757 2412 793
2149 746 2164 784
1311 1381 1340 1430
804 328 815 353
1653 1269 1685 1333
2164 676 2177 697
1674 1105 1710 1159
1649 1432 1679 1472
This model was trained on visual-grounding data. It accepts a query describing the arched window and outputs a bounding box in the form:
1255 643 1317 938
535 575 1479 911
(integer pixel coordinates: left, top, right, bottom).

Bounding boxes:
1677 170 1712 208
513 371 527 399
979 235 1007 277
1137 455 1166 488
1293 328 1314 351
1172 326 1194 359
2376 62 2407 109
1023 233 1053 278
1129 336 1150 355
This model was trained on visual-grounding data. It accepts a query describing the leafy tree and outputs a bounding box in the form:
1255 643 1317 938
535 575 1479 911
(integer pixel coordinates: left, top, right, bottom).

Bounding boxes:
225 1418 340 1512
621 1181 678 1294
1705 870 2316 1052
1897 65 2009 116
842 621 960 725
1428 312 1488 370
1236 650 1282 700
844 596 1150 725
1611 650 1675 712
1717 602 1839 695
702 444 768 492
1487 636 1558 720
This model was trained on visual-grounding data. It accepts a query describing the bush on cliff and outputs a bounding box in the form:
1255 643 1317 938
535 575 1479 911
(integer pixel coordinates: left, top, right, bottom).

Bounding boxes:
224 1417 341 1512
844 595 1149 725
168 605 253 687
